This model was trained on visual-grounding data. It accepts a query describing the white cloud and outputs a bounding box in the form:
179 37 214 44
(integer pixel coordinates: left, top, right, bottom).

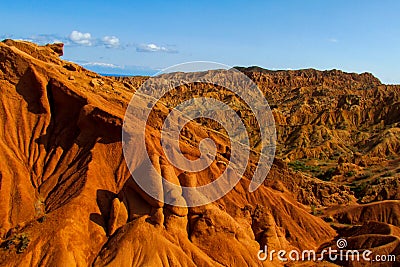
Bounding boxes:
101 36 120 48
328 38 338 43
136 43 177 53
81 62 121 68
8 31 178 53
69 30 92 46
16 34 63 45
68 31 121 48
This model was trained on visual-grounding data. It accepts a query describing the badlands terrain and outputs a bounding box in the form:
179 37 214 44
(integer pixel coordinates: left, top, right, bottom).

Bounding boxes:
0 40 399 266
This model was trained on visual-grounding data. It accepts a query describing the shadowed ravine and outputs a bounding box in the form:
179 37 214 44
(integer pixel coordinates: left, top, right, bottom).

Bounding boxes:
0 40 399 266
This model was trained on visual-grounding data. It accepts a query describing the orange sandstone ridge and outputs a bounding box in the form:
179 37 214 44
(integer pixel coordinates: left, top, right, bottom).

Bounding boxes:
0 40 399 266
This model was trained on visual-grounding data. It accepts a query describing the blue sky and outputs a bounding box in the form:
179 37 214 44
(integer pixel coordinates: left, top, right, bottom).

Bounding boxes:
1 1 400 83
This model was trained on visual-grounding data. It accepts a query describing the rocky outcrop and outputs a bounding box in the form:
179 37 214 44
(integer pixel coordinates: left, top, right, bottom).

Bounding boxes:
0 40 341 266
0 40 399 266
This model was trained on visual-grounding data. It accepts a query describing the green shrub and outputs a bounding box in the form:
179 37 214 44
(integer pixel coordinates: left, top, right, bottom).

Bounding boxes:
317 168 336 181
310 205 322 216
16 234 29 254
359 172 372 179
1 233 30 253
311 205 317 215
381 171 394 177
288 160 320 173
351 182 368 199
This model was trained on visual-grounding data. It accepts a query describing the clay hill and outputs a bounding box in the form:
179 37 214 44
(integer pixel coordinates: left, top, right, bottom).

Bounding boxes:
0 40 399 267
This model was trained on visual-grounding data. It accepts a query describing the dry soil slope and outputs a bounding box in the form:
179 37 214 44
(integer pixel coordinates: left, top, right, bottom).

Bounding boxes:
0 40 342 266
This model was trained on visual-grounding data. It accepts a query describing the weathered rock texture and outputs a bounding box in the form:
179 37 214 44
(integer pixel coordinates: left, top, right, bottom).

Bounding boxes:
0 40 399 266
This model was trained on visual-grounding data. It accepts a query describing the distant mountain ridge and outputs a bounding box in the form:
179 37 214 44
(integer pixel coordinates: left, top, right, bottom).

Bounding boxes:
0 40 399 266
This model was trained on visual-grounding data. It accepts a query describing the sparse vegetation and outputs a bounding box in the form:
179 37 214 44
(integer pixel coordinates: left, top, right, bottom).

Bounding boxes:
373 177 381 185
311 204 317 215
310 205 322 216
329 152 342 160
1 233 30 253
359 172 372 180
351 182 368 199
288 160 339 181
316 168 336 181
288 160 320 173
381 171 394 177
1 39 400 265
17 234 30 253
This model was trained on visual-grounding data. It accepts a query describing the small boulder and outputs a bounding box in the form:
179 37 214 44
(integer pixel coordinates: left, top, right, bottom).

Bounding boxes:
46 43 64 56
64 63 77 71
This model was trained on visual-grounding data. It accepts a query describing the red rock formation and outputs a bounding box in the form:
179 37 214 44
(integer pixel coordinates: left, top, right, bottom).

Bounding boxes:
0 40 399 267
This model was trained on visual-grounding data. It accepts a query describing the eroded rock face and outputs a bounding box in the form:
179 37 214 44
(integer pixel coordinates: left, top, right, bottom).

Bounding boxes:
118 66 400 161
118 65 400 206
358 177 400 203
319 221 400 266
0 40 399 267
45 43 64 56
